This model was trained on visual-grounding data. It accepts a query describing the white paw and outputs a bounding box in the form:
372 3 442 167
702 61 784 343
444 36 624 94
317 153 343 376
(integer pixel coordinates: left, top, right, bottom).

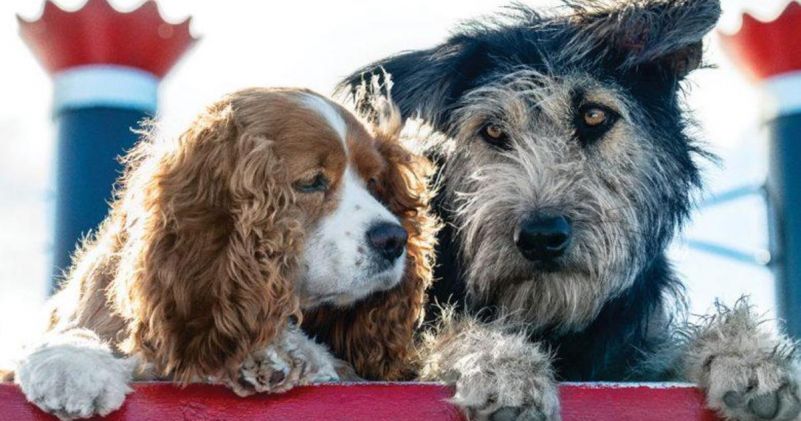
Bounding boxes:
226 327 339 396
707 353 801 421
15 338 134 420
448 343 560 421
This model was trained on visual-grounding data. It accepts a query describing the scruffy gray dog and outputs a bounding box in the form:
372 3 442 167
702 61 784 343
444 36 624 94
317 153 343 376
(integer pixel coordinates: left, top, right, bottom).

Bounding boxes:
343 1 801 420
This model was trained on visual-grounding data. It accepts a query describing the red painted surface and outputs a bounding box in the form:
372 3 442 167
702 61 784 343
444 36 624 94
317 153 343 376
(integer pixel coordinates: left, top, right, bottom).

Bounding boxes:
17 0 196 78
719 1 801 81
559 384 719 421
0 382 721 420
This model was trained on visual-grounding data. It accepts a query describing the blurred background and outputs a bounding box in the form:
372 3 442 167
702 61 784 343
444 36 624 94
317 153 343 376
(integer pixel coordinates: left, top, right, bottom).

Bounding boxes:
0 0 795 367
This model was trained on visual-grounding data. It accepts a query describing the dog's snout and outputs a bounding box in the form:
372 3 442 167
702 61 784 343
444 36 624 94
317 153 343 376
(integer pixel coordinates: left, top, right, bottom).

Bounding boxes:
366 222 408 261
515 215 572 262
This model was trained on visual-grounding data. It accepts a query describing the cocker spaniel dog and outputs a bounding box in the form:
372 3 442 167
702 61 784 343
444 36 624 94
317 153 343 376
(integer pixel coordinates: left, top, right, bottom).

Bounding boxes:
4 87 435 419
343 1 801 420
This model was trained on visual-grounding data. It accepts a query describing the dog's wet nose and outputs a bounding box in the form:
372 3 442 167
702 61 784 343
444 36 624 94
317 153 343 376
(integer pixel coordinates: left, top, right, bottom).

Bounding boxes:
367 222 408 261
515 215 572 262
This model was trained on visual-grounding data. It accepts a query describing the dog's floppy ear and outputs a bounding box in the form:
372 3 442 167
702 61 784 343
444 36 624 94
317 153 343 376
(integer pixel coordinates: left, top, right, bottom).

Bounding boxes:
338 40 488 132
565 0 721 78
114 98 301 383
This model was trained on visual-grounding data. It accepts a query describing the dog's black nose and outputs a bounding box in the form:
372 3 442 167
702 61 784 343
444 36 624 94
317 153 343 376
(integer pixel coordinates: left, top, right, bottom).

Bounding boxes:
515 215 572 262
367 222 408 261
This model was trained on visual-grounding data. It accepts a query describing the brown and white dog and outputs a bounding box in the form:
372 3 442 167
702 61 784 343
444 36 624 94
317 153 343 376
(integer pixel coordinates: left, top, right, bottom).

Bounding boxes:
4 87 436 419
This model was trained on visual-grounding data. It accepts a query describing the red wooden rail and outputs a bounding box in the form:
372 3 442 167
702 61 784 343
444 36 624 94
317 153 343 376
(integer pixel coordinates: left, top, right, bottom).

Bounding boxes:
0 382 719 420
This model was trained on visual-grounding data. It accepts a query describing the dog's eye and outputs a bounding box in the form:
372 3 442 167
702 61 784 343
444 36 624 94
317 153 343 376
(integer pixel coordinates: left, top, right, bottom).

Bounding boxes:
575 104 619 145
294 173 329 193
583 108 607 127
479 123 510 149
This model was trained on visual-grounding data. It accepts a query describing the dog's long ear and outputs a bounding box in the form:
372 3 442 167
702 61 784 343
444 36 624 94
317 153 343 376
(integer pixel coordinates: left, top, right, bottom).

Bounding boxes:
303 99 438 380
564 0 721 78
338 41 488 132
114 99 301 383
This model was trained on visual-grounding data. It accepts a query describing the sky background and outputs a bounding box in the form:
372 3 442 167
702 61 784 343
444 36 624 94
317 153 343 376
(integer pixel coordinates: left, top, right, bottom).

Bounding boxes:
0 0 793 367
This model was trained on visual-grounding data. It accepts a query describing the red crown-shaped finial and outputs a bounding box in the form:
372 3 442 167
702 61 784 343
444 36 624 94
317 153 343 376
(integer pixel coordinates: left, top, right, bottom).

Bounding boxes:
719 1 801 81
18 0 197 78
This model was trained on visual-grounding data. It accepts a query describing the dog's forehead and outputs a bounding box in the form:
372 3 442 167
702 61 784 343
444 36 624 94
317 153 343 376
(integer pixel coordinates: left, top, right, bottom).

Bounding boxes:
297 93 349 143
460 72 630 123
293 92 386 179
231 89 385 184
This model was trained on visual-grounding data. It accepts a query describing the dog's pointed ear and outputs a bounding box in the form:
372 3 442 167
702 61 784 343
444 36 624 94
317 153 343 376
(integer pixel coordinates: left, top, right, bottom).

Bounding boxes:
566 0 721 78
338 40 488 131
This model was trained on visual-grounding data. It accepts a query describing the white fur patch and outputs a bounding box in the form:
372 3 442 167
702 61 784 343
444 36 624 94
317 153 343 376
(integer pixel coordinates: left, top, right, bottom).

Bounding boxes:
299 168 404 308
300 94 348 143
15 330 135 420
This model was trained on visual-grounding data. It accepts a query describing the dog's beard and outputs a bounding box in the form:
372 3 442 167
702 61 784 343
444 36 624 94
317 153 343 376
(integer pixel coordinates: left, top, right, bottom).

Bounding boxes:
445 139 645 334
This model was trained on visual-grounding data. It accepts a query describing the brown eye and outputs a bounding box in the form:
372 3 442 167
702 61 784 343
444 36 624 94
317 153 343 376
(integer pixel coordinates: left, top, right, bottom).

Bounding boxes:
294 173 328 193
484 124 504 139
479 123 510 149
583 108 607 127
575 103 619 146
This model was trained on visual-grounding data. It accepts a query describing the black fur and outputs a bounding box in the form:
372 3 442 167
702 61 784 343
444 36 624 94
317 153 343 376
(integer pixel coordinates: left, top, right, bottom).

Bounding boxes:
341 0 721 382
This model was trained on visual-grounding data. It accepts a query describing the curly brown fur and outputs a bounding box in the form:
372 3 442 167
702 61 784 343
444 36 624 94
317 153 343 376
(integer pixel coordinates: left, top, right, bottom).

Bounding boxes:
62 94 304 383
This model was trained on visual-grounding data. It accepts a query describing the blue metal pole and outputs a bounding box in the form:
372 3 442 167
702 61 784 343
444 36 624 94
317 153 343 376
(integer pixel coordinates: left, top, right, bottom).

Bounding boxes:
46 65 160 290
46 64 160 289
767 111 801 338
718 1 801 338
52 107 151 282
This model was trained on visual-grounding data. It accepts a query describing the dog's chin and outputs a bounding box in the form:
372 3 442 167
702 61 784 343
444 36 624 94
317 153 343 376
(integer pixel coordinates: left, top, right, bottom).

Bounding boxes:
526 259 564 275
352 267 405 300
310 267 404 309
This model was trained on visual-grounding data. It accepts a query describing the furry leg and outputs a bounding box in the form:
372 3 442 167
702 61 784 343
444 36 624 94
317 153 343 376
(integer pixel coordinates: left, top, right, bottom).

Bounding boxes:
225 324 341 396
418 312 560 421
681 298 801 421
14 328 136 420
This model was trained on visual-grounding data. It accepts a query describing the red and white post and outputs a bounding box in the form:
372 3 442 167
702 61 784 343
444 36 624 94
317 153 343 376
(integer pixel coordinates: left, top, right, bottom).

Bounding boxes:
17 0 196 288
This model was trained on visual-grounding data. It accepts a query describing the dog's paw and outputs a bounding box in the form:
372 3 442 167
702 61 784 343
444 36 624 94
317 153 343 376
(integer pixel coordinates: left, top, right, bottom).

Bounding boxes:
418 315 560 420
227 346 300 396
15 340 134 420
226 328 339 397
450 364 560 421
447 342 560 421
706 353 801 421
